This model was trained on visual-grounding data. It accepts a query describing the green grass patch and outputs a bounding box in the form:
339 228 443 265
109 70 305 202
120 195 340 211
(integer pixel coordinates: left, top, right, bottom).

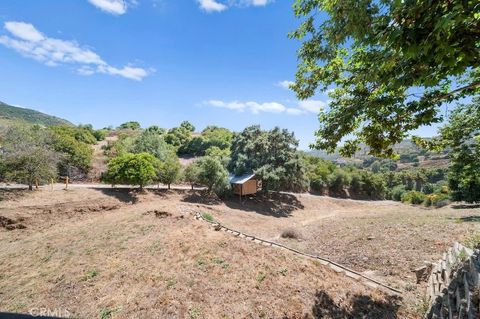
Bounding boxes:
202 212 215 222
81 269 99 281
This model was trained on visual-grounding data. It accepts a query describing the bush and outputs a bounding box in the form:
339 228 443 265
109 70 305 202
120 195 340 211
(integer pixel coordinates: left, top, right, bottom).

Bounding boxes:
310 178 327 192
391 185 406 201
422 183 434 194
93 129 108 141
280 228 302 239
401 191 426 205
361 171 387 199
424 193 450 207
328 169 351 193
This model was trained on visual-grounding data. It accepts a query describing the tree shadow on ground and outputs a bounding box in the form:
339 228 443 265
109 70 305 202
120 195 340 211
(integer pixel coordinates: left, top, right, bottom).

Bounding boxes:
181 190 223 205
310 290 402 319
451 203 480 209
148 188 185 198
455 215 480 222
222 192 304 217
91 188 138 204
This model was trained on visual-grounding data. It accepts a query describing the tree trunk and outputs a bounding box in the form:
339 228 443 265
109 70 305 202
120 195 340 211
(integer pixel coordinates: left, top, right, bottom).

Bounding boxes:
28 183 33 191
191 184 194 190
168 184 171 190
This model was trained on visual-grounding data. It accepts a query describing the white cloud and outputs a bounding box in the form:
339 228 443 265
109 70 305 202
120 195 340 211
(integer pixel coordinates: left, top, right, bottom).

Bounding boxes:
0 21 150 81
5 21 44 42
197 0 227 12
204 100 285 114
204 98 325 115
297 100 326 113
247 101 285 114
87 0 136 15
197 0 273 12
247 0 271 6
277 80 294 90
286 108 305 115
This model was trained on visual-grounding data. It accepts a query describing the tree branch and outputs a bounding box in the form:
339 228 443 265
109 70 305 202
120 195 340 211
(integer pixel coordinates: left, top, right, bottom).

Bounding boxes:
437 82 480 101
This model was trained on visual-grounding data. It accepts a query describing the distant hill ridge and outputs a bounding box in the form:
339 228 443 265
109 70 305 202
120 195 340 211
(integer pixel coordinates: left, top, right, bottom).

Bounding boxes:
0 101 72 126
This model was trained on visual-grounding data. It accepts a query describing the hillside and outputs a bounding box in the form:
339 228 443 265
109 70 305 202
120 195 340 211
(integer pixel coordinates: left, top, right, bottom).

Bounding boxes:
308 139 449 170
0 101 72 127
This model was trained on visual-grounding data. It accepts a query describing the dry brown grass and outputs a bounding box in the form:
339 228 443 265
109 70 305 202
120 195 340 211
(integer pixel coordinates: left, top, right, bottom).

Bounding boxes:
0 188 418 318
199 193 480 315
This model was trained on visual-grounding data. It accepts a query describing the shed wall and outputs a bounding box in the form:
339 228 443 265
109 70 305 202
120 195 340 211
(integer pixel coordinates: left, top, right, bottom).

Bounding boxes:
242 179 258 195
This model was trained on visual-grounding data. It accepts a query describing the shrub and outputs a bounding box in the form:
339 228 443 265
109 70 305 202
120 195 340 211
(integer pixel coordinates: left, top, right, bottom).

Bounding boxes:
328 169 351 193
349 172 363 194
281 228 302 239
423 192 450 207
422 183 434 194
423 194 437 207
93 129 108 141
391 185 406 201
201 212 214 222
310 178 327 192
401 191 426 205
361 171 387 199
118 121 141 130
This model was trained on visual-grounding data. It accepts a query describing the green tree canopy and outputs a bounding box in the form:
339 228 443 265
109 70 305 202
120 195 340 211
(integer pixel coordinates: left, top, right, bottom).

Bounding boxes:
180 121 195 132
145 125 166 135
291 0 480 157
103 153 158 189
118 121 141 130
2 126 59 190
157 154 182 189
48 126 94 175
201 126 233 150
423 98 480 202
165 126 192 154
183 161 201 190
131 130 176 161
229 125 308 192
196 156 230 195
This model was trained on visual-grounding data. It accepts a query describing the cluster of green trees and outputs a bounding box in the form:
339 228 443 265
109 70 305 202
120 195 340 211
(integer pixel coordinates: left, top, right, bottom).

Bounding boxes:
289 0 479 203
102 124 308 195
229 126 308 192
101 121 232 194
291 0 479 158
0 124 103 189
108 121 232 158
416 98 480 204
305 152 452 203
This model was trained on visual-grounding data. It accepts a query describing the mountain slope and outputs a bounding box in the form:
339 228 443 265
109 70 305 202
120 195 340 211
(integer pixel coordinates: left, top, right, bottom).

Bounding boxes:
0 101 72 126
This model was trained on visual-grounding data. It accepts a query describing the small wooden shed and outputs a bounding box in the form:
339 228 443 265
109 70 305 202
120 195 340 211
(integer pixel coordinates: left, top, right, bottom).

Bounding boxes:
229 173 262 196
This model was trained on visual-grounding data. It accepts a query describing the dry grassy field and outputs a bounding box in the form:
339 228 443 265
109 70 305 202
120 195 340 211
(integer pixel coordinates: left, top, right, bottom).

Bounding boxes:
1 187 478 318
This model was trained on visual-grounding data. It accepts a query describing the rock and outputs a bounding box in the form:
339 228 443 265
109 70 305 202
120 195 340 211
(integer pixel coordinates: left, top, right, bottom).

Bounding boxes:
367 236 375 240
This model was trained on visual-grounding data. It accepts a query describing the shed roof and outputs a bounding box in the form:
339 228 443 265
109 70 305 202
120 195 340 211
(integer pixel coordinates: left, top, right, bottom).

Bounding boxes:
228 173 256 185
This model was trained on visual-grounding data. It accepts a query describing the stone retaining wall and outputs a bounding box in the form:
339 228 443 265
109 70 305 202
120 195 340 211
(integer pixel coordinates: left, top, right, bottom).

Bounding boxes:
426 242 479 319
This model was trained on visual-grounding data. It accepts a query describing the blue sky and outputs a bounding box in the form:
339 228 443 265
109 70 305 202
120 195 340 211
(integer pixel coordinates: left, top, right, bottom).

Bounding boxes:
0 0 441 149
